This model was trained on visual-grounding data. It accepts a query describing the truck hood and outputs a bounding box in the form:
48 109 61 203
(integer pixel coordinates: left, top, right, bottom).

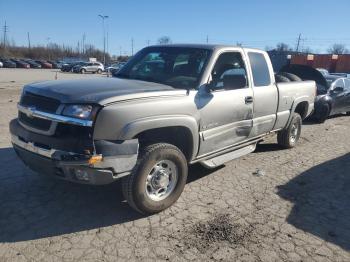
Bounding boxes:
23 78 185 105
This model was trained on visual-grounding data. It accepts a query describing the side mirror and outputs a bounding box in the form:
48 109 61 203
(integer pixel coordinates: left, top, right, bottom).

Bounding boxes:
332 86 344 93
223 74 247 90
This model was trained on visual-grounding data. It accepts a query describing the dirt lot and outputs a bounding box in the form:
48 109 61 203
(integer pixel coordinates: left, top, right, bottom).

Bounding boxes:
0 69 349 261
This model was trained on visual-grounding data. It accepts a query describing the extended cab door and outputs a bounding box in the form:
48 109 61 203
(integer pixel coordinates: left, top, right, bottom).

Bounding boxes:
244 50 278 138
197 50 254 156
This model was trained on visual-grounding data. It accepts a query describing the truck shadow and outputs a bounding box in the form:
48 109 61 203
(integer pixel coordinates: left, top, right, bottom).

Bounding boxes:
0 147 219 243
277 153 350 251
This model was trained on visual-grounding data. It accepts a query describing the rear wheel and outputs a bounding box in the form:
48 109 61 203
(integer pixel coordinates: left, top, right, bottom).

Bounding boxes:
122 143 188 214
277 113 302 149
97 69 102 74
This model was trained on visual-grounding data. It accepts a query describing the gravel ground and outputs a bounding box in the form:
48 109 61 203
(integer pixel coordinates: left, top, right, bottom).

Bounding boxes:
0 69 349 261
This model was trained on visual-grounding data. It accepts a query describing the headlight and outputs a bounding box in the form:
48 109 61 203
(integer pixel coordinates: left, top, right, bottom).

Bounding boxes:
62 105 95 119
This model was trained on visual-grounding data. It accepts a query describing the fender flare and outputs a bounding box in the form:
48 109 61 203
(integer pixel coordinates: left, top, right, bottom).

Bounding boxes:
118 115 199 160
285 97 310 127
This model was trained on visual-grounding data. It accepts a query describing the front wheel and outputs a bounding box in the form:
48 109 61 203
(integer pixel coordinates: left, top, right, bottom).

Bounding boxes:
97 69 102 74
122 143 188 214
80 68 86 74
277 113 302 149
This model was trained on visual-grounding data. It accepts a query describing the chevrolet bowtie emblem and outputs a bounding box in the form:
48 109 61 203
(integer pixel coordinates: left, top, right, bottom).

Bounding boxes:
25 106 36 118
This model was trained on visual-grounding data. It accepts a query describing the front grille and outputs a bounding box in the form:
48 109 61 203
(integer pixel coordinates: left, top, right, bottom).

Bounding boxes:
20 92 60 113
19 92 61 132
19 112 51 131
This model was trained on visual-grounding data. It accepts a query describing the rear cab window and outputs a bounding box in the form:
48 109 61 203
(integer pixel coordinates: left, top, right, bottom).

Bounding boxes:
248 52 271 86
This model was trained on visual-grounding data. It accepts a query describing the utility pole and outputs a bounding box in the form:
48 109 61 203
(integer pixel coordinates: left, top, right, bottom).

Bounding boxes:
82 33 86 54
147 40 150 46
131 38 134 56
3 21 9 50
206 35 209 44
27 32 31 49
119 46 122 57
46 37 51 60
296 33 301 52
98 14 109 65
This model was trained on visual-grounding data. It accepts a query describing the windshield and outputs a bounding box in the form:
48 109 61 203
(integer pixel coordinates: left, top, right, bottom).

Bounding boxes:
115 46 211 89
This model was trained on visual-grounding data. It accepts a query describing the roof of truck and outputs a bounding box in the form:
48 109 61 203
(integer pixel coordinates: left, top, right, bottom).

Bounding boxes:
148 43 262 52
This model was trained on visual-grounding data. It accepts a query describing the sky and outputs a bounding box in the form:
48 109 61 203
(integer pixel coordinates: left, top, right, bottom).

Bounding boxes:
1 0 350 55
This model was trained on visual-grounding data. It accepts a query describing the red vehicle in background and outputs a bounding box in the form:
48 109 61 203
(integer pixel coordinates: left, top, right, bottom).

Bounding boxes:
10 59 30 68
35 60 53 69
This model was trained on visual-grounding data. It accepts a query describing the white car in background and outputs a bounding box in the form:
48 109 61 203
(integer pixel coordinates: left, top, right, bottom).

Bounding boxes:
73 62 104 74
0 61 3 68
106 62 126 74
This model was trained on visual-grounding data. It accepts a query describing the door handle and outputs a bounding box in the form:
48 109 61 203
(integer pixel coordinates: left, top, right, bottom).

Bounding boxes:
245 96 253 104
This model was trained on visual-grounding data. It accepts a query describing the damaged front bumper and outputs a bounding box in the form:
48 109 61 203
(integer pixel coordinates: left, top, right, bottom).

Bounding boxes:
10 119 138 185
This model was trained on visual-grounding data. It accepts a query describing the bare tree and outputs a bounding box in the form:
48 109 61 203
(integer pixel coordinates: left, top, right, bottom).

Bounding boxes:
276 42 292 52
301 47 313 54
327 43 349 54
157 36 171 45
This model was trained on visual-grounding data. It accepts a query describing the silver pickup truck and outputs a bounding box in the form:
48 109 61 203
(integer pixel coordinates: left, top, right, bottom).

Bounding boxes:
10 44 316 214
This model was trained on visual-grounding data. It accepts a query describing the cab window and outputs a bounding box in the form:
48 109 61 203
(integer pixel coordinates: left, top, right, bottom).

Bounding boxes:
211 52 248 90
248 52 271 87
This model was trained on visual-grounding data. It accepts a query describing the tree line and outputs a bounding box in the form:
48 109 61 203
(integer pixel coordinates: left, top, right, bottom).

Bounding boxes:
268 42 349 54
0 42 130 62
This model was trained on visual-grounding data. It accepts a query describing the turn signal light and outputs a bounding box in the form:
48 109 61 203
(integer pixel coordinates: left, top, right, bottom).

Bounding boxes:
88 155 103 165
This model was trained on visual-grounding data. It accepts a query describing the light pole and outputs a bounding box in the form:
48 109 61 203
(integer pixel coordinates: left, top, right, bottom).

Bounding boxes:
46 37 51 60
98 14 109 65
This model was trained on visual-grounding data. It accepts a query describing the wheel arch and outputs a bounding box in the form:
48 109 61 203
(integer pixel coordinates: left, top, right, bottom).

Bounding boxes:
119 116 199 161
294 101 309 119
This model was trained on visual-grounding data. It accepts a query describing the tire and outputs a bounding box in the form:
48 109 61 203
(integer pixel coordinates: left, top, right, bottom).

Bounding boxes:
80 68 86 74
275 74 291 83
277 113 302 149
314 103 330 123
346 112 350 116
97 69 102 74
122 143 188 214
279 72 302 81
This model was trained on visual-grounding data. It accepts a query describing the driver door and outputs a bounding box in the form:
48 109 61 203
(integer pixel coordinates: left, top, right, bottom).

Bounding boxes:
198 51 253 156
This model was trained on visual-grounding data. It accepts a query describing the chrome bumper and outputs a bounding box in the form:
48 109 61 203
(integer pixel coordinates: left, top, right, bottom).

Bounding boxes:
11 134 65 158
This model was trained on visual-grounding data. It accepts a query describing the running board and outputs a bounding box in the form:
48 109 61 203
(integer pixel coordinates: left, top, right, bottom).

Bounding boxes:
199 143 257 168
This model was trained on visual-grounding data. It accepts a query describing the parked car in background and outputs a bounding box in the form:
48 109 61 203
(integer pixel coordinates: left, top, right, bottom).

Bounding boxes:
61 62 85 72
316 68 329 77
107 62 126 74
35 60 53 69
48 61 62 69
0 59 16 68
22 59 42 69
73 62 104 74
10 59 30 68
316 68 348 78
0 61 3 68
281 64 350 122
313 76 350 122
